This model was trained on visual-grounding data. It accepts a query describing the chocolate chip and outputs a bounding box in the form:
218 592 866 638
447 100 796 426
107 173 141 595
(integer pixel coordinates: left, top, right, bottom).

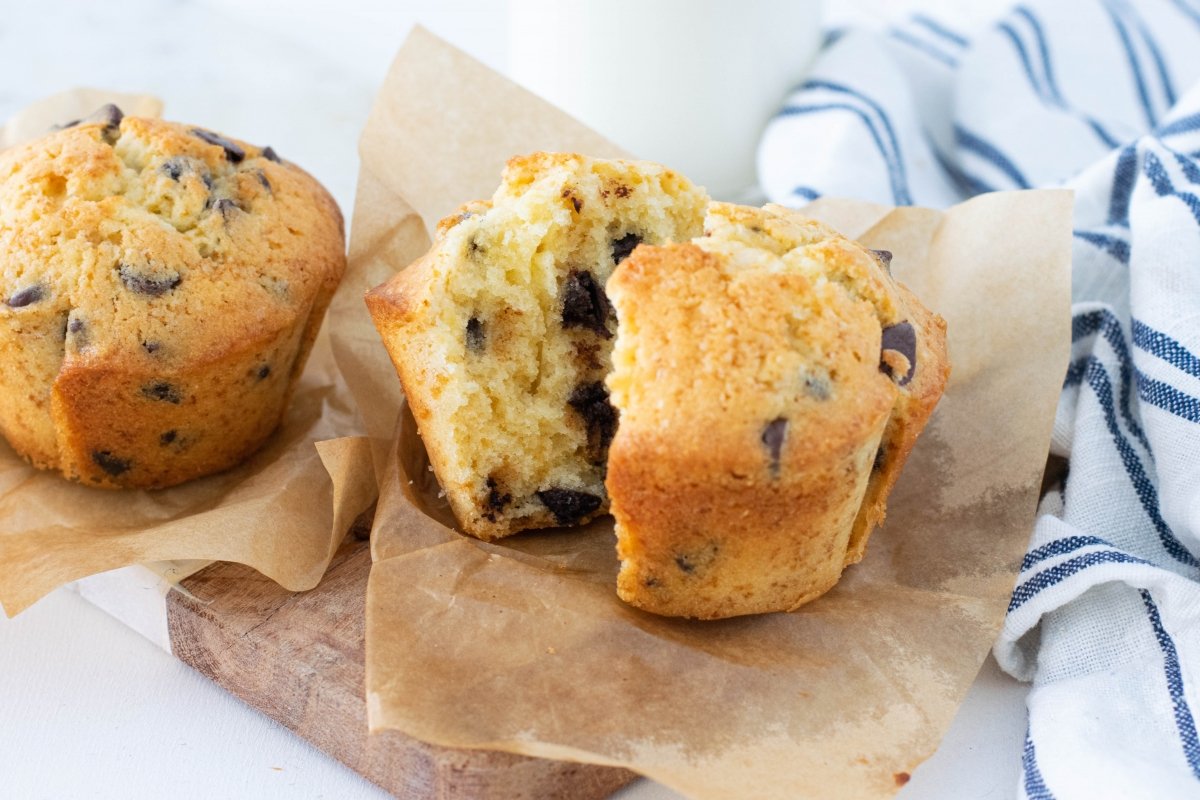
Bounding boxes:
190 129 245 163
568 382 618 464
803 372 831 401
465 317 486 352
57 118 81 130
762 418 788 476
674 543 718 575
482 477 513 522
261 146 280 163
213 198 242 220
612 185 632 199
92 450 131 477
256 170 271 192
880 321 917 386
142 340 162 355
66 315 88 347
562 188 582 213
257 365 271 380
142 381 182 404
643 576 660 588
560 270 612 338
7 285 45 308
870 249 893 274
611 233 642 265
119 265 181 297
160 430 177 446
92 104 123 129
873 444 886 472
161 158 186 181
536 488 602 525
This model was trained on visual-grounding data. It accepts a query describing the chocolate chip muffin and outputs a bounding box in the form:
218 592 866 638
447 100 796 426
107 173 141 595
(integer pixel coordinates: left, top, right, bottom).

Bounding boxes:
366 153 708 539
0 105 345 489
605 202 949 618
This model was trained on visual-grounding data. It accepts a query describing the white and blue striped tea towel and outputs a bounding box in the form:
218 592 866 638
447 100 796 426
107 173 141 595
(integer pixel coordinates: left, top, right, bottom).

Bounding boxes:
758 2 1200 797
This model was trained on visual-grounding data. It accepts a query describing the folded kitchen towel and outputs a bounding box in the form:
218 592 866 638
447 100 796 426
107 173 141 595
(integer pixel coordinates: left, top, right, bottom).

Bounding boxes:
759 2 1200 797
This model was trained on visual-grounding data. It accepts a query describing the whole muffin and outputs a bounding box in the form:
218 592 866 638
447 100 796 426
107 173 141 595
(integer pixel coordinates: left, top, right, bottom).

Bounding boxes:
366 153 708 539
0 105 345 489
605 202 950 619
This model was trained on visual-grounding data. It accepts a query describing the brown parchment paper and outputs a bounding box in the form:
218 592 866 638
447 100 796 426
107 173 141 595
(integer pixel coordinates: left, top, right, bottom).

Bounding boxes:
0 89 377 616
347 28 1074 800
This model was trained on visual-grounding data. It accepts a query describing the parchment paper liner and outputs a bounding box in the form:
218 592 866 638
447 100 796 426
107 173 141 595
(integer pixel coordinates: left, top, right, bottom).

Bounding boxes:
0 88 376 616
343 28 1074 800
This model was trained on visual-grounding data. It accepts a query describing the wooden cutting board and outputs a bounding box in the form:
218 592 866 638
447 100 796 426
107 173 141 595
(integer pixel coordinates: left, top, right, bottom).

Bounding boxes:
165 518 636 799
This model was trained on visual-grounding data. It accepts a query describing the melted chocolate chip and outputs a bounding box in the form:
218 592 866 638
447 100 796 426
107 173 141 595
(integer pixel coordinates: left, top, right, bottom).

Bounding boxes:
674 554 696 574
119 265 181 297
880 321 917 386
7 285 45 308
256 170 271 192
190 128 245 163
142 341 162 355
536 488 602 525
257 365 271 380
870 249 893 274
465 317 486 352
562 188 582 213
66 315 88 347
160 430 177 446
611 233 642 265
92 450 131 477
612 185 632 199
482 477 512 522
142 381 182 404
560 270 612 338
568 382 618 464
261 146 280 163
68 317 84 334
762 418 788 475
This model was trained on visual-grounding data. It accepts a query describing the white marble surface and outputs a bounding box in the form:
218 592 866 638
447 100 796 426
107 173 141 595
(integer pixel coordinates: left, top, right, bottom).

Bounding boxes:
0 1 1027 798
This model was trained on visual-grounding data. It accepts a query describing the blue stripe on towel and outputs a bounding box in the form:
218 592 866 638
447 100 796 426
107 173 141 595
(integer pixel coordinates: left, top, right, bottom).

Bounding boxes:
1144 151 1200 226
1021 535 1116 572
1133 319 1200 379
1072 308 1151 452
798 79 914 204
889 29 960 68
1023 728 1058 799
1074 229 1131 264
1109 146 1139 226
912 13 969 48
791 186 822 201
1158 113 1200 137
1009 548 1151 612
776 102 909 204
1140 589 1200 779
955 125 1032 188
1104 0 1160 127
1137 372 1200 423
1123 0 1177 107
1083 358 1200 569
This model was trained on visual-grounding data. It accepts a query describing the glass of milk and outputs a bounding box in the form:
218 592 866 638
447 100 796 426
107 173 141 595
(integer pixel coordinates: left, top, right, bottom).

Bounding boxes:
508 0 823 199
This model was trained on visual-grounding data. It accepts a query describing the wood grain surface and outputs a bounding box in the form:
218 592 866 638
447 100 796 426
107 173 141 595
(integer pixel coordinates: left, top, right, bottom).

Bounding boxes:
166 522 636 799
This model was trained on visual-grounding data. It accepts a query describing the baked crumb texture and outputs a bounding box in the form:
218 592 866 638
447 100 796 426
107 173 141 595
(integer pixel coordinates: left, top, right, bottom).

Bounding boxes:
0 106 345 489
606 202 949 618
367 153 708 539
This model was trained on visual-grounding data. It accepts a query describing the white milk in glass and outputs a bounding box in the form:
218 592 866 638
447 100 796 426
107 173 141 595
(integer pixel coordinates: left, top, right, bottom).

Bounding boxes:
508 0 822 199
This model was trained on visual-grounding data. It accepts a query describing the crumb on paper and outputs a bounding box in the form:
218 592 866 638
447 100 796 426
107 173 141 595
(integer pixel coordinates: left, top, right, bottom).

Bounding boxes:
894 772 910 786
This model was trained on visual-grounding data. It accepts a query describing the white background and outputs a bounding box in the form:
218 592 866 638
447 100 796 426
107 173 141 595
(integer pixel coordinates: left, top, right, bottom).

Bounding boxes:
0 2 1024 798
